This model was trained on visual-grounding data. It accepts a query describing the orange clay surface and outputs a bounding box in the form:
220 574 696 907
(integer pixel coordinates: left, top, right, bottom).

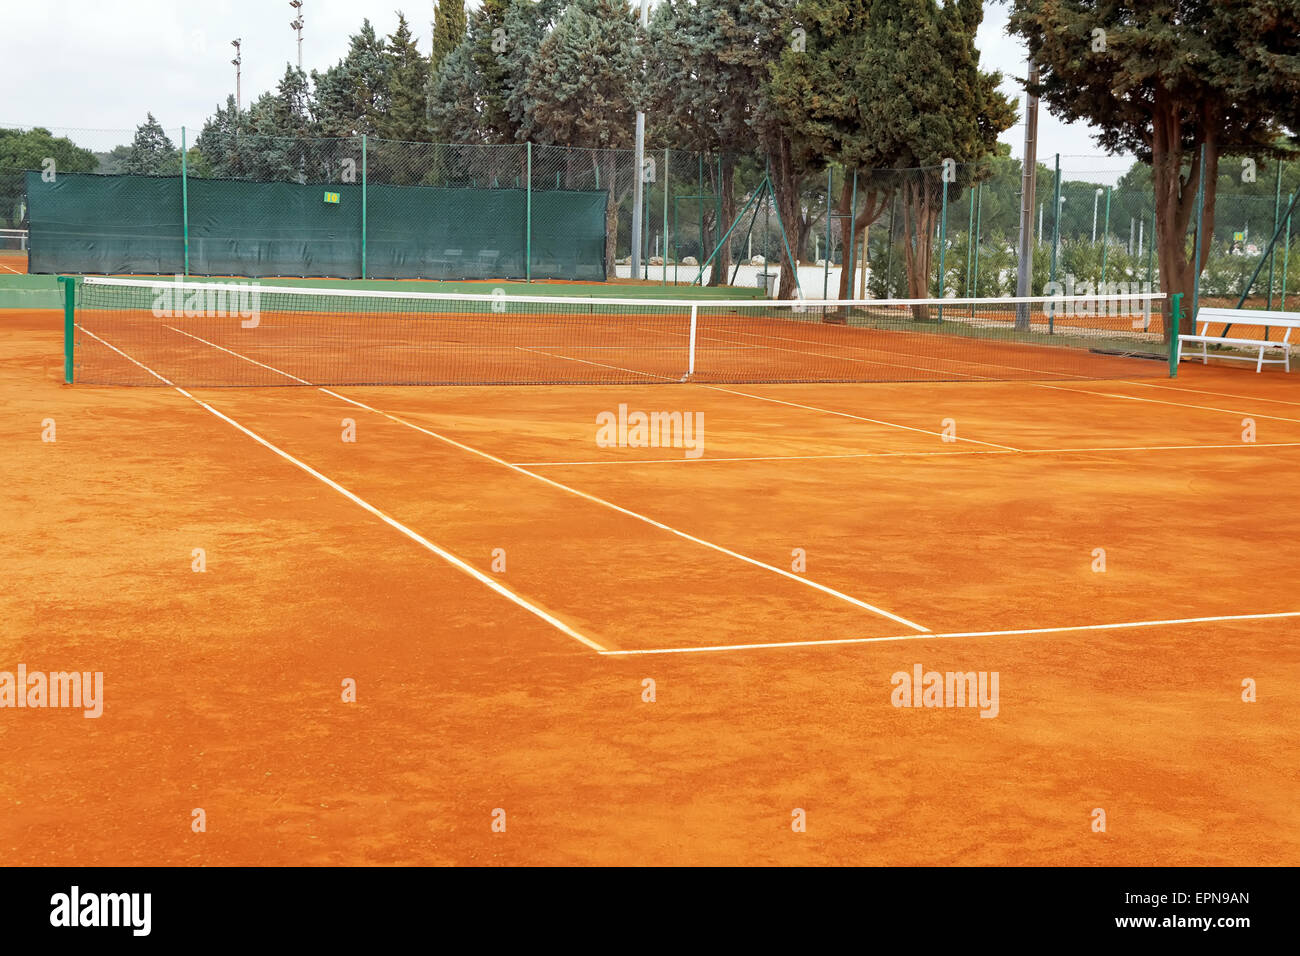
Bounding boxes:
1 306 1298 865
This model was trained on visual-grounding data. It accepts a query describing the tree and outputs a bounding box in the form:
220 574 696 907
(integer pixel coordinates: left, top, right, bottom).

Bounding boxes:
313 20 389 138
719 0 809 299
124 113 179 175
382 13 430 143
1008 0 1300 335
431 0 467 77
0 127 98 226
427 0 514 143
645 0 763 286
842 0 1014 313
524 0 641 278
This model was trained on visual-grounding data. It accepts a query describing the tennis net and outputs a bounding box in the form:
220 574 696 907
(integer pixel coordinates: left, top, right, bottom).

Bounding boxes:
67 276 1171 387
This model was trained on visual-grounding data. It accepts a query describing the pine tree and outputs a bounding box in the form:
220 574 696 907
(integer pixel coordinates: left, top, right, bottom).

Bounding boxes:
124 113 178 175
431 0 467 76
382 13 431 143
312 20 390 138
524 0 641 277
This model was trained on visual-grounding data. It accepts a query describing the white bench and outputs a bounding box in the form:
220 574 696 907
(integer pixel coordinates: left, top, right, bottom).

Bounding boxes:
1177 307 1299 372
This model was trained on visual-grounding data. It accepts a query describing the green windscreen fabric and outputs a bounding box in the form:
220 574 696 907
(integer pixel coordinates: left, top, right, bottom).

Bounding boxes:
26 172 607 280
26 171 184 275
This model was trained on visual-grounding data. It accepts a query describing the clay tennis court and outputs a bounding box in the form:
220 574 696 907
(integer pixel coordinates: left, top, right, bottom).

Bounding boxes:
2 296 1298 865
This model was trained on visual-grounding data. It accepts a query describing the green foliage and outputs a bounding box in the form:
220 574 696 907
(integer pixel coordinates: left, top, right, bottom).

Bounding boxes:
1008 0 1300 324
382 13 430 143
313 20 389 137
124 113 179 175
524 0 640 150
431 0 467 75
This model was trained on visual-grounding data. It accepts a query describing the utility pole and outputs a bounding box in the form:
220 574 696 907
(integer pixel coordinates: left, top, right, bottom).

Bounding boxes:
1014 58 1039 330
289 1 304 71
629 0 649 278
230 39 242 111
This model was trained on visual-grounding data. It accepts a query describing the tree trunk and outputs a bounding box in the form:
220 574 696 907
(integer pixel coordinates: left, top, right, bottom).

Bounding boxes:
603 151 618 280
767 139 804 300
706 156 734 287
901 175 937 321
1149 88 1221 339
836 179 889 300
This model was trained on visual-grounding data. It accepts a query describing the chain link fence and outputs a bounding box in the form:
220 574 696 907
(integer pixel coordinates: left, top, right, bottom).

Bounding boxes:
4 124 1298 311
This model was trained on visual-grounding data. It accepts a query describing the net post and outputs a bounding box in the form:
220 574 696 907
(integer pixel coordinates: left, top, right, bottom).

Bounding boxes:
180 126 189 277
361 134 368 280
525 142 532 283
59 275 75 384
1169 292 1182 378
687 304 697 378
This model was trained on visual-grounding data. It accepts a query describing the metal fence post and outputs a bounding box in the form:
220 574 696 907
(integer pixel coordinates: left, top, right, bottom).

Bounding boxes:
181 126 190 277
1190 144 1207 325
361 134 368 280
526 141 532 282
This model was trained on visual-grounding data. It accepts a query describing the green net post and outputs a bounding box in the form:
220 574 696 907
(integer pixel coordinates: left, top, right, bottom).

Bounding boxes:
180 126 189 277
59 275 75 384
1169 292 1182 378
525 142 532 282
361 134 368 280
1100 185 1112 285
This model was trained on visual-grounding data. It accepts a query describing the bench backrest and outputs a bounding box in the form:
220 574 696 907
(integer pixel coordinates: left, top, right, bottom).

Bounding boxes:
1197 307 1300 329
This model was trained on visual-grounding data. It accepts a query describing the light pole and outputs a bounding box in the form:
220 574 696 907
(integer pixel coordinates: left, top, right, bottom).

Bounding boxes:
630 0 649 278
1092 187 1103 242
230 39 242 111
289 1 304 71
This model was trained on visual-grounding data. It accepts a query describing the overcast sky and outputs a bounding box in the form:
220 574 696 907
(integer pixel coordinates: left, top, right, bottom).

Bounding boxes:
4 0 1132 182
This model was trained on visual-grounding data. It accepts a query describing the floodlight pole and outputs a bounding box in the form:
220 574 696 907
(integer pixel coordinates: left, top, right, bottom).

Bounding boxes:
1014 58 1039 330
629 0 649 278
290 1 304 71
231 39 242 112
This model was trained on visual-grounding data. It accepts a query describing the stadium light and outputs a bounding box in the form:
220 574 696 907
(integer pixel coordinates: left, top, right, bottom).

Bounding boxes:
289 1 305 71
230 39 242 112
630 0 649 278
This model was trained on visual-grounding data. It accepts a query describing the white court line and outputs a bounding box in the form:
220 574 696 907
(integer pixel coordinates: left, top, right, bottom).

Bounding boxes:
648 325 995 382
510 441 1300 467
0 262 21 274
690 324 1098 381
512 344 682 382
165 326 930 633
84 324 607 653
598 610 1300 656
1035 383 1300 424
693 383 1023 451
1126 380 1300 408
